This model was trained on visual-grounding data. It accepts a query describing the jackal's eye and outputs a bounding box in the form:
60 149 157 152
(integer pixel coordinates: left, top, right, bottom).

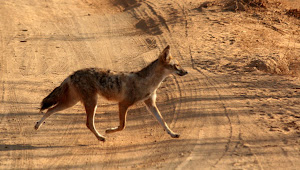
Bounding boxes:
173 64 179 70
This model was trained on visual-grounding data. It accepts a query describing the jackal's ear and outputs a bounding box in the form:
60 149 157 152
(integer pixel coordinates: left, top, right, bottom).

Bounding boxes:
159 45 171 63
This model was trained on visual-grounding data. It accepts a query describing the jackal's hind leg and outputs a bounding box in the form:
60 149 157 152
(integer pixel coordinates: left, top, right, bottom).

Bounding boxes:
35 85 79 130
35 104 63 130
144 96 180 138
35 96 79 130
84 97 106 142
106 102 129 134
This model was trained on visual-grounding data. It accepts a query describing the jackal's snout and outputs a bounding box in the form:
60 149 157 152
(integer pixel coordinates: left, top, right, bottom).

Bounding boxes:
174 63 188 76
177 68 188 76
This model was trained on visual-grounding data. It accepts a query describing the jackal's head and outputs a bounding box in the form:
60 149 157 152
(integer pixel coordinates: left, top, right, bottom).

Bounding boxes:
159 45 188 76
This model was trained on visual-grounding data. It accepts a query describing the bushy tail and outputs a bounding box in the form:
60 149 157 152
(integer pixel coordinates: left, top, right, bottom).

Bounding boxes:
40 80 69 112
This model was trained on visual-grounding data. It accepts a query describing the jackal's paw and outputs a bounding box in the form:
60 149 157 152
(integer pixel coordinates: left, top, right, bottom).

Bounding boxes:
105 129 112 134
105 127 118 134
170 133 180 138
97 136 106 142
34 122 40 130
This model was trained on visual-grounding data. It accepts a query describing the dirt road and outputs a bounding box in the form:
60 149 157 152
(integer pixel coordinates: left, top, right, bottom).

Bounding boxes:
1 0 299 169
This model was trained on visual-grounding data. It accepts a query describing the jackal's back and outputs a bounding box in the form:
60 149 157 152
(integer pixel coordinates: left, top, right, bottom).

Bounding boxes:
70 68 127 101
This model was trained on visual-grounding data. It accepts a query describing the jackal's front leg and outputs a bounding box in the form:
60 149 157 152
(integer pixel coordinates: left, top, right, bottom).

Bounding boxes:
144 96 180 138
106 102 129 134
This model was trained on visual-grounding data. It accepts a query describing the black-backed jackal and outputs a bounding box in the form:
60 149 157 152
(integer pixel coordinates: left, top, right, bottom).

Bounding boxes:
35 45 188 142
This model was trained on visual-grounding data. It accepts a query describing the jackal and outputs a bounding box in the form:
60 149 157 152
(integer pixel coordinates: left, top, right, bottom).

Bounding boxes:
35 45 188 142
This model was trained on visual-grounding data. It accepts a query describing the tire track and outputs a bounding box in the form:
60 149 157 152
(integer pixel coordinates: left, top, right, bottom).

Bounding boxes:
194 67 234 167
173 1 244 167
109 2 201 168
188 41 261 169
143 1 171 33
36 1 112 168
131 1 235 168
0 19 7 126
188 44 235 168
136 1 239 168
0 2 36 168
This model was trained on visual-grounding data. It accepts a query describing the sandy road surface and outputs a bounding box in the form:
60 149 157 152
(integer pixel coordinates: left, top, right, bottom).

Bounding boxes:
1 0 299 169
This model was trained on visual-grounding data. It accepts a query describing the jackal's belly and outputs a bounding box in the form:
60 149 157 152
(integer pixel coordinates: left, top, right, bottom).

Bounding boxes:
97 88 124 101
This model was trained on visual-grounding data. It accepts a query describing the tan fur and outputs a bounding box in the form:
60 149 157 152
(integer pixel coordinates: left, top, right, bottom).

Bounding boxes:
35 45 188 142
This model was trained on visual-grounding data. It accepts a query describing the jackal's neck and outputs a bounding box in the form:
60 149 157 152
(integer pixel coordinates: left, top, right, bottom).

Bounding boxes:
135 59 168 86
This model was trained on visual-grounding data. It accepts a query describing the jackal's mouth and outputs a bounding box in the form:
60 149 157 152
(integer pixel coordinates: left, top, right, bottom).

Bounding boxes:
177 70 188 76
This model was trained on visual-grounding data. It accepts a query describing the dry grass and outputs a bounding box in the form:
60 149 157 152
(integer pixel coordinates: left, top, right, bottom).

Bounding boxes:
283 54 300 76
222 0 268 11
247 56 298 75
286 9 300 19
219 0 300 17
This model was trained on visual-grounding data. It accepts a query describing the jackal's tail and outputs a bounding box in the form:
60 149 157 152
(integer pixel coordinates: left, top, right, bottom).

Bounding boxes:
40 79 69 112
